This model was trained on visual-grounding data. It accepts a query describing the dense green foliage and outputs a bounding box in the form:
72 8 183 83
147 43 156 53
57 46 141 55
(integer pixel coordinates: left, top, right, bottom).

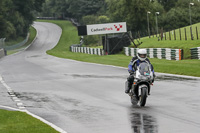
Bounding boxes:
40 0 200 31
0 0 44 40
160 0 200 30
157 0 178 11
38 0 200 45
41 0 106 21
106 0 165 31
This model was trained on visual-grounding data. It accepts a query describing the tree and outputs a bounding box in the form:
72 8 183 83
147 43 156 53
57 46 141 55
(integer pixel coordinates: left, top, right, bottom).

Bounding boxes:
106 0 164 31
38 0 200 38
159 0 200 30
160 8 189 30
67 0 105 20
0 0 45 40
97 16 110 24
0 0 16 38
157 0 178 11
12 0 45 36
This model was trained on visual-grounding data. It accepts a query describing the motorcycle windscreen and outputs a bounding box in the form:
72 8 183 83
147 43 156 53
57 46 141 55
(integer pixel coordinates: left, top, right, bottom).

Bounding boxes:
139 63 150 76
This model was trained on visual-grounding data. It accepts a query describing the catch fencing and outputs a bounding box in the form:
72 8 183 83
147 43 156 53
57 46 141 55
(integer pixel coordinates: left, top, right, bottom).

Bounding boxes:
0 38 6 49
70 46 104 56
134 25 200 41
4 34 29 50
0 38 6 58
190 47 200 59
0 34 29 51
124 47 183 61
0 49 5 58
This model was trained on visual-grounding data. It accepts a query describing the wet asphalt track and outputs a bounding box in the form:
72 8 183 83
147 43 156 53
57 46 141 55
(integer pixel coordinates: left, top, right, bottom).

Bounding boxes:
0 22 200 133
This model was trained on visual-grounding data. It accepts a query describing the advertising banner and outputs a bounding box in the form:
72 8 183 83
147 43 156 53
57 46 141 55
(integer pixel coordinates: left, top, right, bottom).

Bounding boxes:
86 22 127 35
78 22 127 36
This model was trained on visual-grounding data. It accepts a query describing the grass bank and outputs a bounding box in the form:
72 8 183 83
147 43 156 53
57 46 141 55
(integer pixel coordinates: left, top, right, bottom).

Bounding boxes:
133 22 200 59
7 26 36 55
137 35 200 59
37 20 200 77
0 109 58 133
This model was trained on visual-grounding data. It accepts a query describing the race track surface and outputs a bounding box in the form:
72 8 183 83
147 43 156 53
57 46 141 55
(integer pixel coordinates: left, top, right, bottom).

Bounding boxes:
0 22 200 133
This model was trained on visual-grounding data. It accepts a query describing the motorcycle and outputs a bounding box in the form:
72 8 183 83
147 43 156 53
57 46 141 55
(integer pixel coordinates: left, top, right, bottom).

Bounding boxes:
129 62 154 107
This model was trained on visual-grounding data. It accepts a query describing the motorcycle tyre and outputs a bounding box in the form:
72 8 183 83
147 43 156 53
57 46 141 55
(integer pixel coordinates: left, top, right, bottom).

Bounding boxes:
139 87 147 107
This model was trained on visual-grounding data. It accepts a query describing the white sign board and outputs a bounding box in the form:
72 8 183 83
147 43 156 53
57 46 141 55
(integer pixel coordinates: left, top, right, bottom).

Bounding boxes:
86 22 127 35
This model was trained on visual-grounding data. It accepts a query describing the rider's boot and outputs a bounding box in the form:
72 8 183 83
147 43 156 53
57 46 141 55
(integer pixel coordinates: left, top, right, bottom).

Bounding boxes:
125 81 132 94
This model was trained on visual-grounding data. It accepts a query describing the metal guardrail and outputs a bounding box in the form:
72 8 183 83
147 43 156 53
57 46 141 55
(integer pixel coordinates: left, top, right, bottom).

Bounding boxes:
4 33 29 50
0 48 5 58
0 38 6 57
0 38 6 49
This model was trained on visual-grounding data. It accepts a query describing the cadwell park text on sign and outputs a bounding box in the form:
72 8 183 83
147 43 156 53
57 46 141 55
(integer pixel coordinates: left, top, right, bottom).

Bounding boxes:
78 22 127 36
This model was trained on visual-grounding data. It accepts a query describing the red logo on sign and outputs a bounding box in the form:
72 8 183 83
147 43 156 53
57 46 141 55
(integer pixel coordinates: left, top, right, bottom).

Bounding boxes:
114 24 123 31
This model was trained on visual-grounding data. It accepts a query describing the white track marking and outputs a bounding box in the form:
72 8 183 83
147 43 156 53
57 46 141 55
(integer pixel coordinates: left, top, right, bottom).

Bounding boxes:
0 75 67 133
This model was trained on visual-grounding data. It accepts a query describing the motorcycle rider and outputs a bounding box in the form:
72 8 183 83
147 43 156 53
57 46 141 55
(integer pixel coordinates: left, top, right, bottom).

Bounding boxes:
125 49 155 94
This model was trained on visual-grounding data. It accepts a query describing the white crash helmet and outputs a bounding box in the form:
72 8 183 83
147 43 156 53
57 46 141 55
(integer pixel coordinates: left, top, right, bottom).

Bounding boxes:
137 49 147 61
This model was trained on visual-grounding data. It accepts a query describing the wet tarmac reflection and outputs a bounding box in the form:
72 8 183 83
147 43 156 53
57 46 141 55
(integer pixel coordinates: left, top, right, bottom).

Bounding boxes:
129 110 158 133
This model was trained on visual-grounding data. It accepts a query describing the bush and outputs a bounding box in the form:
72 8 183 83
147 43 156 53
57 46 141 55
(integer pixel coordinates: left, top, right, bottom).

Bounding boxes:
81 15 110 46
5 21 16 39
84 35 100 46
97 15 110 23
81 15 97 25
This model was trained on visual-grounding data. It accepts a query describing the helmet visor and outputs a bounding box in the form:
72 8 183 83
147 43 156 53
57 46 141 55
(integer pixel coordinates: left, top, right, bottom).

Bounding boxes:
139 54 147 58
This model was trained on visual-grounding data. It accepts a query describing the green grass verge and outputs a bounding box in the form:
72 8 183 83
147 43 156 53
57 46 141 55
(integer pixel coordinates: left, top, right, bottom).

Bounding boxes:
0 109 58 133
37 19 200 77
7 26 37 55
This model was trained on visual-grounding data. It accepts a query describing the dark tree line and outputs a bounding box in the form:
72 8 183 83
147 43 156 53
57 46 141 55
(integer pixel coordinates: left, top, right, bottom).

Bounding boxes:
0 0 45 40
1 0 200 41
39 0 200 33
41 0 106 22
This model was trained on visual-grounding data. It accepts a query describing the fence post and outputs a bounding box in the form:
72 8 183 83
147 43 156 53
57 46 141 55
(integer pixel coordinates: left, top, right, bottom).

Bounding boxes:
179 28 181 40
190 26 194 40
152 28 154 38
138 31 140 40
174 30 176 40
196 26 198 40
185 28 187 40
169 31 171 40
160 28 163 40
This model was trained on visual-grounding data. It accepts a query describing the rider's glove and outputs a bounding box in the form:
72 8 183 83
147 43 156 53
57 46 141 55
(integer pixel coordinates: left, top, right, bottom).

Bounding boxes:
152 73 156 83
153 73 156 78
129 70 135 75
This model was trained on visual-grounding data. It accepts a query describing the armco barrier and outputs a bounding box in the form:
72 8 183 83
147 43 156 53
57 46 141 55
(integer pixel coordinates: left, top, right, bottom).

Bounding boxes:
190 47 200 59
124 47 183 61
0 49 5 58
70 46 104 56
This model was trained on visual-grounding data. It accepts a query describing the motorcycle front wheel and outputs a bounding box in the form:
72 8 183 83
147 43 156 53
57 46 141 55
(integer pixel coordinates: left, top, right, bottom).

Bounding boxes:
138 87 147 106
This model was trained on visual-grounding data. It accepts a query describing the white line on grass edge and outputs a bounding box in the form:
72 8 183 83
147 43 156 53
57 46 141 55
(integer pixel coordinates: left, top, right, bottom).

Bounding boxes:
0 75 67 133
